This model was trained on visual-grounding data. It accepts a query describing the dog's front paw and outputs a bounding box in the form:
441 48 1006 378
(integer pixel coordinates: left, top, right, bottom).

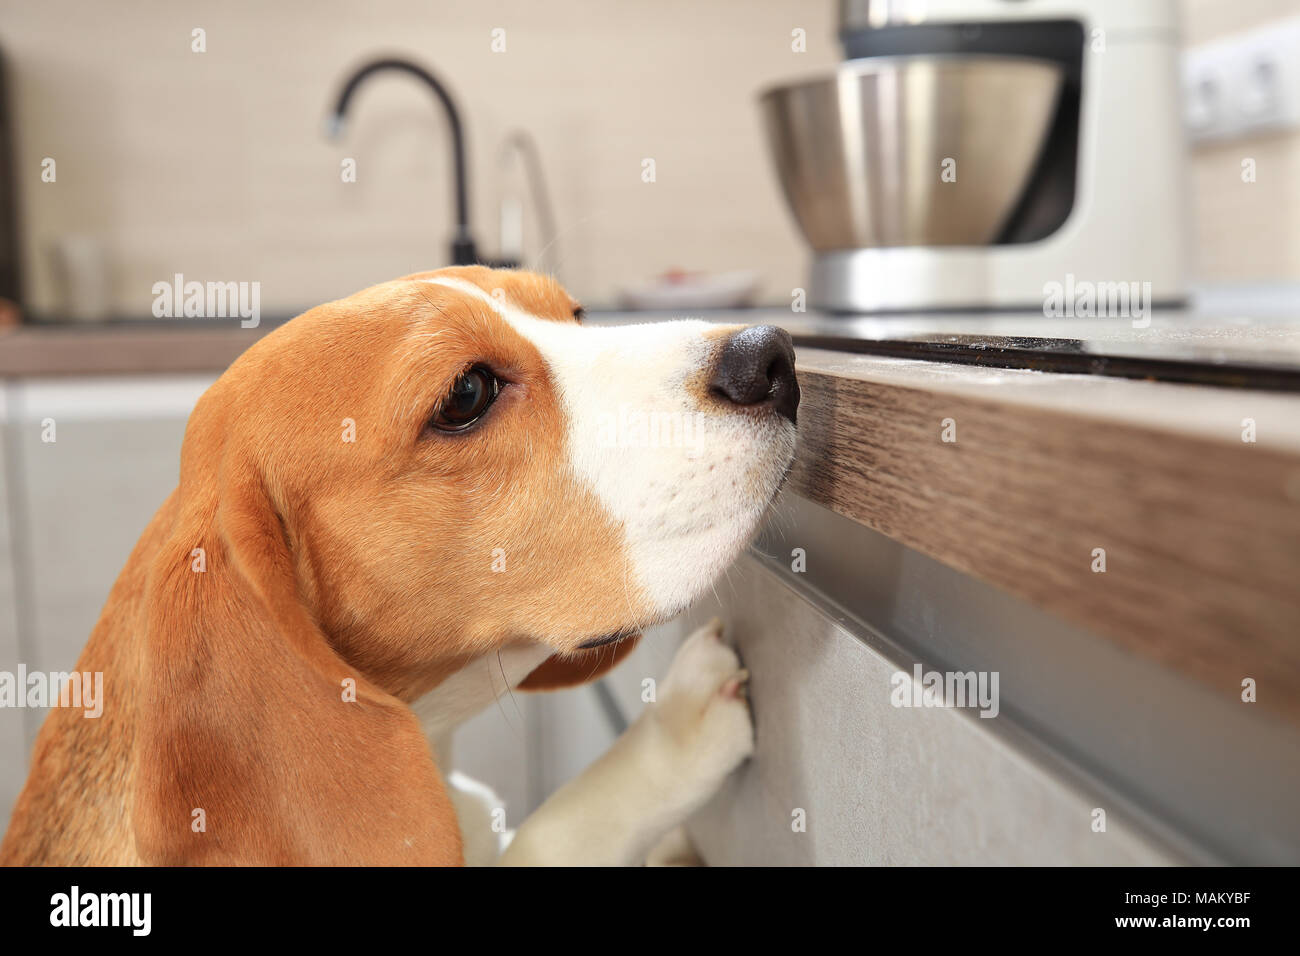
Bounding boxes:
646 618 754 795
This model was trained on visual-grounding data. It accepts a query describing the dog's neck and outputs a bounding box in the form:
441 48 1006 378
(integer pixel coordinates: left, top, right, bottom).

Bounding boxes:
410 642 555 757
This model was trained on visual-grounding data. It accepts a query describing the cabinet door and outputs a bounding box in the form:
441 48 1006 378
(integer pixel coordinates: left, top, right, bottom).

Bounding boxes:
4 375 213 753
671 555 1174 865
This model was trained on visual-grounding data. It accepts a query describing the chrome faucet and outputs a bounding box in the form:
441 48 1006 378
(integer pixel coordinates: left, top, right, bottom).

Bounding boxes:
497 130 560 278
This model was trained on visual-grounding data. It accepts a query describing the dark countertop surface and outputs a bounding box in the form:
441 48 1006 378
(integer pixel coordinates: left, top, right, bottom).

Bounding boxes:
4 307 1300 387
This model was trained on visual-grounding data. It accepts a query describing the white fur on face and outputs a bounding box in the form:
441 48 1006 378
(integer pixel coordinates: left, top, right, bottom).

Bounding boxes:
422 278 796 624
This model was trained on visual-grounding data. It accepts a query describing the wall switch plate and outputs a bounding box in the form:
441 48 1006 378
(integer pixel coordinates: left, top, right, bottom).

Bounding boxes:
1183 16 1300 144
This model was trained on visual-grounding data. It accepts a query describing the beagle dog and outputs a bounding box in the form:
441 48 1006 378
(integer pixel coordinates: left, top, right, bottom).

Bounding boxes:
0 267 798 865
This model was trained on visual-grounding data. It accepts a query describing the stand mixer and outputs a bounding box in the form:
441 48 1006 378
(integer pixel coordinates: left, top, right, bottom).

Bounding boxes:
761 0 1188 314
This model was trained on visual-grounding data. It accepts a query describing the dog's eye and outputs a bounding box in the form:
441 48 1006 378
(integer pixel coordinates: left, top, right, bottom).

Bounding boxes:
429 365 501 432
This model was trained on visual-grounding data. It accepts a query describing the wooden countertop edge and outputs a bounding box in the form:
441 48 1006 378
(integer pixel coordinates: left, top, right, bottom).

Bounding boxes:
0 325 272 377
789 352 1300 726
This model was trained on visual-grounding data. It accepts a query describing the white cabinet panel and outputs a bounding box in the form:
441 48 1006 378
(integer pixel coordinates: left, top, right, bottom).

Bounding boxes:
677 557 1175 865
0 396 26 834
0 375 213 812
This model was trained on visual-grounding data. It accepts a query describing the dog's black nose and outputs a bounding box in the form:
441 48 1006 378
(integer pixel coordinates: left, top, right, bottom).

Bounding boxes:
708 325 799 424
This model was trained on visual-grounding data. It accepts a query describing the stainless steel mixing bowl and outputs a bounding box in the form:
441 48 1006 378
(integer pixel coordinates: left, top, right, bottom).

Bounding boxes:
760 55 1065 250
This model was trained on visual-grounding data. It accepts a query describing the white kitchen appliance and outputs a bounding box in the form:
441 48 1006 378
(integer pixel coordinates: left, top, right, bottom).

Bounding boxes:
766 0 1189 313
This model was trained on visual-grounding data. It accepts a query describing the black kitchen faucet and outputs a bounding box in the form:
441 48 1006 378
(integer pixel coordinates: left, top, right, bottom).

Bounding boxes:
327 57 513 269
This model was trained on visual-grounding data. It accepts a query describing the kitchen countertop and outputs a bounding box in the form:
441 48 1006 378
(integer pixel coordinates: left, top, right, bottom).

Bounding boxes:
741 349 1300 864
786 347 1300 726
0 321 275 377
7 306 1300 381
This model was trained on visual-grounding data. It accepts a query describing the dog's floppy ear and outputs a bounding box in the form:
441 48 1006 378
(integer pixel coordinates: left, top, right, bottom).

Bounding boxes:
517 637 642 691
131 396 462 865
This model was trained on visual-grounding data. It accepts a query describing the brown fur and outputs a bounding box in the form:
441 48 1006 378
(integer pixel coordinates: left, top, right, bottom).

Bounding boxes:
1 268 657 865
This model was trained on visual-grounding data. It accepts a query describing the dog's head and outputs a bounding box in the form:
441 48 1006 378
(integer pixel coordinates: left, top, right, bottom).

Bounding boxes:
181 266 797 696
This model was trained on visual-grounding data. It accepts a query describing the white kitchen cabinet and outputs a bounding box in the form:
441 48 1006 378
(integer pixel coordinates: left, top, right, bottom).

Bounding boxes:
10 377 213 685
0 389 25 832
677 555 1174 865
0 374 213 838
